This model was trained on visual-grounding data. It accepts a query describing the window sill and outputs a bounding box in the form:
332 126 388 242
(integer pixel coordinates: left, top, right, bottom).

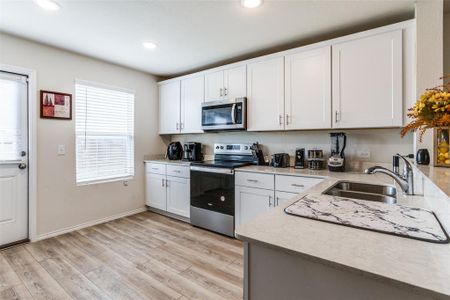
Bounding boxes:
77 176 134 186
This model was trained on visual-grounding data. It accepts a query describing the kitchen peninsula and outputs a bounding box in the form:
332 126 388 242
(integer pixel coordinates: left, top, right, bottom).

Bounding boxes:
235 164 450 300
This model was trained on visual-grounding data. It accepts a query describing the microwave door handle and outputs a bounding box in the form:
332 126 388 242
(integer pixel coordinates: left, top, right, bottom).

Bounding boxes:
231 104 236 124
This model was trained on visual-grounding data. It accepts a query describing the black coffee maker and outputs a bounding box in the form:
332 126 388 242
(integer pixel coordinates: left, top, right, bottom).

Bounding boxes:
183 142 202 162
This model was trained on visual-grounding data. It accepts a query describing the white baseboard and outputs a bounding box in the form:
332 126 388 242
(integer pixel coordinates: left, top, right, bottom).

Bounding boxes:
32 207 147 242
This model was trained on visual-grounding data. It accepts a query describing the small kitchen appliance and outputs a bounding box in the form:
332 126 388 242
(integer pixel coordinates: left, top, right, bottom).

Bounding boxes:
201 98 247 131
416 149 430 165
294 148 306 169
272 153 290 168
328 132 347 172
250 142 266 165
307 149 325 170
166 142 183 160
183 142 202 162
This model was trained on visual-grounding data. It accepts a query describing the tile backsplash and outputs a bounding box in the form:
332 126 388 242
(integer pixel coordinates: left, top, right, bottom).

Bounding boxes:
169 128 414 170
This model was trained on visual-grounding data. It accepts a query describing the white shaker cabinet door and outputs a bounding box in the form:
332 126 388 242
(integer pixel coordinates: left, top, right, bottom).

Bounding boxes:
224 65 247 99
285 46 331 130
181 75 204 134
332 30 403 128
159 81 181 134
235 186 274 228
166 176 190 218
275 191 297 207
246 57 285 131
204 70 224 102
146 173 167 211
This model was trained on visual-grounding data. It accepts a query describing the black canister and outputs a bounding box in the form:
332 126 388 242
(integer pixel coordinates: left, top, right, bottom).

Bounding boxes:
416 149 430 165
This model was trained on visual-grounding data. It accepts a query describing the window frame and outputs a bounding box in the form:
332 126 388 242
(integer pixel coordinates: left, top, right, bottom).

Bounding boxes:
75 79 135 186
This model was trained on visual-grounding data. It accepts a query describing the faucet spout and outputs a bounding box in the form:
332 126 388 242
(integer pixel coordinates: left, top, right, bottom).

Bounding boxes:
364 165 410 193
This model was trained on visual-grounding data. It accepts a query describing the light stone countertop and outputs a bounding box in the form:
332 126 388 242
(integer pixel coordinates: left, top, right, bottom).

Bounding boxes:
235 167 450 299
416 164 450 197
143 158 192 166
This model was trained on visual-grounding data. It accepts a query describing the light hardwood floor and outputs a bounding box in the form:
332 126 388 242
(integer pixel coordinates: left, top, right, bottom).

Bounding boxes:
0 211 244 300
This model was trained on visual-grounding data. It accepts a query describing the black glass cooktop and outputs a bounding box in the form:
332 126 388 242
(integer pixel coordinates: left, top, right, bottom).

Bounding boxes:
190 160 252 169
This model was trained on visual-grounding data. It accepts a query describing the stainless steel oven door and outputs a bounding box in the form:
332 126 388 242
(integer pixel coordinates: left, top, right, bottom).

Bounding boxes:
201 98 246 131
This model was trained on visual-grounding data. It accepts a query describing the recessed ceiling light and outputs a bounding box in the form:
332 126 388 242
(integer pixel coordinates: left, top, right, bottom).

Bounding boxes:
240 0 263 8
33 0 61 11
142 41 158 50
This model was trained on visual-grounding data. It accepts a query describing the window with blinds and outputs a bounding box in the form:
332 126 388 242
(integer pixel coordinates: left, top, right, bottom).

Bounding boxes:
75 81 135 185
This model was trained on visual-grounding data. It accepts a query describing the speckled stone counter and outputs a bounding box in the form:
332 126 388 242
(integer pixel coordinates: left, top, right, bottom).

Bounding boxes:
143 158 191 166
416 164 450 197
236 167 450 299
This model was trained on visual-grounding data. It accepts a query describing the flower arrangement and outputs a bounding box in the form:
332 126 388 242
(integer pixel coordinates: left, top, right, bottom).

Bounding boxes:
401 76 450 140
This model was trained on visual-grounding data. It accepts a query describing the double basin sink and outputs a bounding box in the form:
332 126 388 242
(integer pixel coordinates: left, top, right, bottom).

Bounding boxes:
323 181 397 204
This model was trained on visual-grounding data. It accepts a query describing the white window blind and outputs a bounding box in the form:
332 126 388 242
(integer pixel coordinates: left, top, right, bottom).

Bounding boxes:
75 81 135 184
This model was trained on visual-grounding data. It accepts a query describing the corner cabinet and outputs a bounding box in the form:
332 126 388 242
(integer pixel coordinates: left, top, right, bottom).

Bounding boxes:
204 65 246 102
285 46 332 130
332 30 403 128
159 81 181 134
145 162 190 219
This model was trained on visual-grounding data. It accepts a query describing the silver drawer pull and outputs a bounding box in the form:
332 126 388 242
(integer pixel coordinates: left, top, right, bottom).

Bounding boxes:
152 167 158 170
247 179 258 183
208 203 213 206
291 184 305 188
173 170 181 173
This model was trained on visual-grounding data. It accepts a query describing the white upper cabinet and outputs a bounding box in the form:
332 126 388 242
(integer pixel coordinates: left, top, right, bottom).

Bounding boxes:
247 57 285 131
204 70 224 102
181 75 204 134
224 65 247 99
159 81 181 134
285 46 332 130
204 65 246 102
332 30 403 128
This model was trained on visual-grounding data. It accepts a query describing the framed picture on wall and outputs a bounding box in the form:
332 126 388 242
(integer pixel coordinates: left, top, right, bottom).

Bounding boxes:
40 90 72 120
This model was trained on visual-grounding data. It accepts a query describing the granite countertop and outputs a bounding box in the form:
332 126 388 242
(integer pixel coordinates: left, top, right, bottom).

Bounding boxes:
143 157 192 166
235 169 450 299
416 164 450 197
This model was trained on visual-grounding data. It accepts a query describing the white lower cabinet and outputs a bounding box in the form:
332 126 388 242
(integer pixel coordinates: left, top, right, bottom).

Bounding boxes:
235 171 325 230
235 185 274 228
145 172 167 211
275 191 297 207
145 162 190 219
166 175 190 218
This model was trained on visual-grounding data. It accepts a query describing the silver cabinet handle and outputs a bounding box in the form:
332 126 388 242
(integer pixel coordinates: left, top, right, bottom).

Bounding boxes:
276 197 279 207
335 110 340 122
268 195 272 207
161 178 165 187
180 122 184 130
220 88 223 97
291 184 305 188
279 115 283 125
285 114 290 125
247 179 258 183
224 87 228 96
173 170 181 173
176 122 179 130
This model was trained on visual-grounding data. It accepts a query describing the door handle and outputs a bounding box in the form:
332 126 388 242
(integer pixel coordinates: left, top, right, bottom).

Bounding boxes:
276 197 279 207
285 114 290 125
18 163 27 170
161 178 165 187
231 104 237 124
224 88 228 96
268 196 272 207
220 88 223 97
279 115 283 126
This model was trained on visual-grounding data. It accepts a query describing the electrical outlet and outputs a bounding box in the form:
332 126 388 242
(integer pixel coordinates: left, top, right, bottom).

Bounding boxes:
356 150 370 159
57 144 66 156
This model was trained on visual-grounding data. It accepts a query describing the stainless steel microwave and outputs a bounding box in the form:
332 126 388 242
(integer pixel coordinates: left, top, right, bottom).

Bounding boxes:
201 98 247 131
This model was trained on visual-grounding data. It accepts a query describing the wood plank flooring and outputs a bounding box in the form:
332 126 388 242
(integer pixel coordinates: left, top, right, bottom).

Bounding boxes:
0 211 244 300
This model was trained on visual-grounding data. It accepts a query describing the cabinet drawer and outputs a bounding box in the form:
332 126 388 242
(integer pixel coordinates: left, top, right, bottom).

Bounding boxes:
275 175 323 194
236 172 274 190
167 164 190 178
146 163 166 175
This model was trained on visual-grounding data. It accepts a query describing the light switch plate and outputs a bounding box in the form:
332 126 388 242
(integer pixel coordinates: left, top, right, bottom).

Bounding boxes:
356 150 370 159
57 144 66 156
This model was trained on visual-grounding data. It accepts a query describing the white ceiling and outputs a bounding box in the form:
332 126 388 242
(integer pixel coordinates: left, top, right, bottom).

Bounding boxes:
0 0 416 77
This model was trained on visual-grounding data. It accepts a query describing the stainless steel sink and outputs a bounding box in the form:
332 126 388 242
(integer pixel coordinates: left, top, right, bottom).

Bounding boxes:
323 181 397 204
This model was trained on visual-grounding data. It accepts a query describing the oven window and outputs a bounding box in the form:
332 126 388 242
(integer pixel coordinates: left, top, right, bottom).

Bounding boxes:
190 170 234 215
202 105 233 126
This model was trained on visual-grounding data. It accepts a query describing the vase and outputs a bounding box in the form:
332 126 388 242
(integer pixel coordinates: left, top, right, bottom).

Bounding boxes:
434 127 450 167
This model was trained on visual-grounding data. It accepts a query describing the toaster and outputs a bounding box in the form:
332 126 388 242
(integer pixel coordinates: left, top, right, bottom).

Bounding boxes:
271 153 290 168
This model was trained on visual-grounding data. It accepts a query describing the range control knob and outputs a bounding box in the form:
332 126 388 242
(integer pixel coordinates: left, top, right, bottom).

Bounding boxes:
220 146 224 149
216 146 219 149
244 146 249 150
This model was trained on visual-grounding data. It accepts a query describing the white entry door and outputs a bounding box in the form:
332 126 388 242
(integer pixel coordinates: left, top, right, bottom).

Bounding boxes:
0 71 29 247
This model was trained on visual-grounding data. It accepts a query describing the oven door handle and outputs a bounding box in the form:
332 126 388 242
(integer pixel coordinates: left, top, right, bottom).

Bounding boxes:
231 103 236 124
190 166 234 175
